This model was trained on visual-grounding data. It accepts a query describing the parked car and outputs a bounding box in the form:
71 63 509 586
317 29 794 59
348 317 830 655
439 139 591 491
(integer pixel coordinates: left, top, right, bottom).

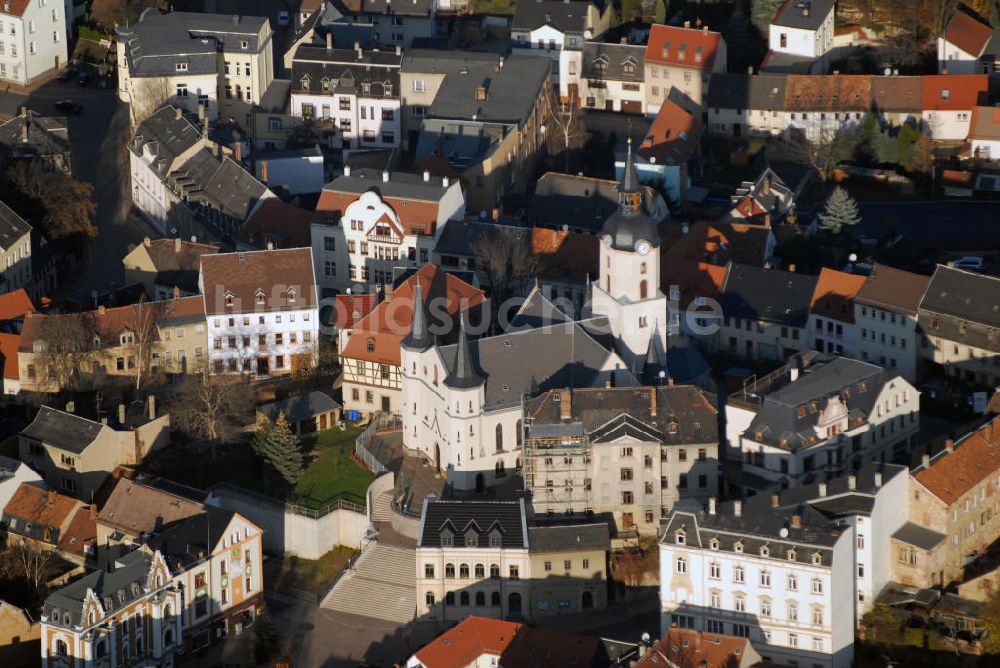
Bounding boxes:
76 71 93 86
56 66 78 81
54 99 83 114
951 256 984 271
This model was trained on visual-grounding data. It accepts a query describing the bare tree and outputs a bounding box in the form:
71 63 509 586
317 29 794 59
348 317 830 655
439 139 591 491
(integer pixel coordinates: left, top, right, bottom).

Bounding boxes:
7 161 98 240
127 76 176 128
7 542 53 601
470 226 543 308
773 127 857 182
127 298 161 390
169 369 255 459
32 313 97 391
540 87 589 174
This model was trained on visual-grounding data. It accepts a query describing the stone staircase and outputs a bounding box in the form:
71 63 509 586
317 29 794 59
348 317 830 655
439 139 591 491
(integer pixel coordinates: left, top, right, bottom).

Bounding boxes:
320 543 416 624
371 491 394 523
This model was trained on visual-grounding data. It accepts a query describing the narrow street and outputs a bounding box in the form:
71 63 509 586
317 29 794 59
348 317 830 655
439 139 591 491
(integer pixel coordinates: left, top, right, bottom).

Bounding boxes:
2 79 152 299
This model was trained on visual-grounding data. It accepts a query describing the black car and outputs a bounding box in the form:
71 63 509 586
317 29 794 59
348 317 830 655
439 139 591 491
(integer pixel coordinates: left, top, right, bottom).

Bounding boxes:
76 71 93 86
55 99 83 114
56 66 78 81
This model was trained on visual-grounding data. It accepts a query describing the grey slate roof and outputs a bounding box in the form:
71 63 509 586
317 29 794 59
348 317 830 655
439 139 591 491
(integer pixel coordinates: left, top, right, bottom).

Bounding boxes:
419 499 528 549
918 264 1000 330
434 220 528 258
527 172 662 234
325 0 435 19
201 156 270 221
324 168 452 201
424 55 550 124
749 74 789 110
893 521 947 550
260 391 340 424
581 42 645 81
20 406 105 455
291 45 401 98
705 73 749 108
0 112 71 157
527 523 610 552
0 199 31 252
117 12 269 77
772 0 834 30
512 0 600 34
742 355 887 451
415 119 508 170
719 263 818 327
130 106 202 178
436 317 630 409
44 549 153 630
445 313 483 389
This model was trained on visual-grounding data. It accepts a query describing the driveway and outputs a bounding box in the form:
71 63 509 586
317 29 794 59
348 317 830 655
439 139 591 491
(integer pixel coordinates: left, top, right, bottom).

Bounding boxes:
2 79 152 299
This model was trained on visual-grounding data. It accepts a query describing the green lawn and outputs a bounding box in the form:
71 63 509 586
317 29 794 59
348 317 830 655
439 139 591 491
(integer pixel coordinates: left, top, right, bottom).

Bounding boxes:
291 427 373 509
268 547 357 596
145 426 371 510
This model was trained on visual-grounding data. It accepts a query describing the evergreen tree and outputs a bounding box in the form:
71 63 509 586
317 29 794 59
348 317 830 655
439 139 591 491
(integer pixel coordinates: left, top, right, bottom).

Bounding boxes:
817 187 862 235
724 5 757 72
854 113 882 165
251 411 304 486
252 607 281 663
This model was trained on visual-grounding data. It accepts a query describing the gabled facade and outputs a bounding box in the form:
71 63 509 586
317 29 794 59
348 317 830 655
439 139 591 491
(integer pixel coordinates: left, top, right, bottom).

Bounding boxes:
937 8 999 75
0 198 33 294
123 237 220 301
769 0 835 60
853 263 929 383
524 386 719 536
318 0 437 49
0 0 68 86
659 465 909 668
917 264 1000 388
921 74 989 140
312 167 465 292
199 247 319 378
577 41 645 113
808 268 867 359
289 43 402 151
511 0 611 92
643 23 727 115
725 353 919 492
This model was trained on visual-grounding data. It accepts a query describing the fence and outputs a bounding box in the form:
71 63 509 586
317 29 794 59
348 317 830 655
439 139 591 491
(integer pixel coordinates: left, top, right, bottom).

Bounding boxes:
208 482 365 518
354 412 402 474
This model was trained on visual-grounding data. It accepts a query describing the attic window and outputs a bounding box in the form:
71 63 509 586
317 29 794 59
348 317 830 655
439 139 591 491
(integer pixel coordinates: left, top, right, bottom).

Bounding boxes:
812 552 822 565
225 291 234 308
240 40 249 49
301 76 310 90
787 549 796 561
734 541 744 553
384 83 393 96
362 82 371 94
367 338 375 353
675 529 686 545
760 546 770 557
175 62 188 72
941 89 950 100
321 77 330 91
255 289 265 305
287 287 297 303
709 538 719 550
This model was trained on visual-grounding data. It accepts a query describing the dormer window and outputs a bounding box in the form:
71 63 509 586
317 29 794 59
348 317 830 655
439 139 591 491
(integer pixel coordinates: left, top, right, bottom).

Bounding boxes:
286 287 297 303
366 339 375 353
300 76 310 91
709 538 719 550
465 530 478 547
120 332 134 346
255 289 265 305
760 546 770 557
362 82 371 94
240 40 249 49
734 541 743 553
489 528 502 547
175 62 188 72
384 83 392 96
321 78 330 91
675 530 685 545
440 529 454 547
812 552 822 565
225 291 234 308
787 549 797 561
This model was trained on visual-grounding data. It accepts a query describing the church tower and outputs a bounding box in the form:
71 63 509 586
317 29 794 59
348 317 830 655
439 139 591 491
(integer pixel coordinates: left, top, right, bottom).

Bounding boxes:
591 139 667 371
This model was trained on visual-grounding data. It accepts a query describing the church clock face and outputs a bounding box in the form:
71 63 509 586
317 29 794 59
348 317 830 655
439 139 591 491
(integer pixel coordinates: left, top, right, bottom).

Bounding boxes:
636 240 651 255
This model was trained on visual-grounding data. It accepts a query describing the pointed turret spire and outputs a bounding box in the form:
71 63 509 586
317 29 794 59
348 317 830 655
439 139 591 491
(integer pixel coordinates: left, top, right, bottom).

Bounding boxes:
402 280 433 351
619 136 642 213
445 311 483 389
643 321 667 383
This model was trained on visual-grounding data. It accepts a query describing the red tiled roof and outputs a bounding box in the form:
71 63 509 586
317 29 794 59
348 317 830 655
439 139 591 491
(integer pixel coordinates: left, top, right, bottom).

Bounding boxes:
530 228 599 283
316 190 441 237
3 484 79 533
810 268 866 323
785 75 873 111
0 289 33 320
200 248 317 315
56 506 97 558
915 417 1000 506
130 238 219 273
661 258 727 309
333 293 378 329
639 97 703 166
922 74 989 110
341 264 483 367
0 332 20 380
943 9 993 58
635 628 754 668
645 24 721 71
854 263 930 316
238 199 322 249
0 1 30 17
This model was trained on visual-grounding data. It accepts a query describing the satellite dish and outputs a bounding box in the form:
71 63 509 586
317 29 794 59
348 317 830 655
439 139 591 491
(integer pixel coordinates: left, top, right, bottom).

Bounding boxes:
641 632 651 645
883 67 892 76
345 287 352 295
779 527 789 538
849 253 858 263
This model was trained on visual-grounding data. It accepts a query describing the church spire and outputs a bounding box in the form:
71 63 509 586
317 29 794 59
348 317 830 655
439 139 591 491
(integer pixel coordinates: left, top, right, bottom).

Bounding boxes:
445 311 483 389
619 137 642 214
402 280 433 351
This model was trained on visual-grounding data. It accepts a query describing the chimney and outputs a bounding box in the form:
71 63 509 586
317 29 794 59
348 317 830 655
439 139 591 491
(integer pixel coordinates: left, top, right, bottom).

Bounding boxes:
423 170 430 182
702 25 708 34
790 366 799 382
396 44 402 56
344 164 351 177
197 104 205 124
708 497 716 515
175 237 181 253
803 4 810 16
771 494 780 508
442 176 450 187
764 213 772 228
683 20 690 28
48 489 57 505
649 388 657 417
922 453 930 468
261 160 269 183
235 141 242 162
203 113 209 140
65 401 75 413
356 42 363 59
148 395 156 420
791 514 802 529
874 471 883 488
818 482 827 497
763 177 771 194
98 305 106 315
326 32 333 50
734 500 742 517
20 117 28 143
788 263 796 273
173 285 181 299
89 504 97 520
848 474 857 490
175 106 183 119
382 170 390 183
945 438 954 453
560 390 572 421
143 236 151 247
266 239 275 250
118 403 126 425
